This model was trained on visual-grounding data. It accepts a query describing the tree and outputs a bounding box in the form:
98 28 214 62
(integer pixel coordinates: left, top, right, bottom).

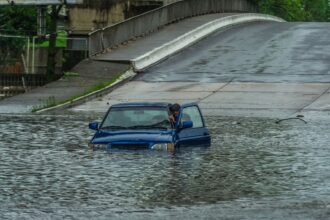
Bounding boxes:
250 0 329 21
0 4 61 76
328 3 330 21
302 0 329 21
46 5 62 76
0 37 26 66
0 6 37 35
0 6 37 67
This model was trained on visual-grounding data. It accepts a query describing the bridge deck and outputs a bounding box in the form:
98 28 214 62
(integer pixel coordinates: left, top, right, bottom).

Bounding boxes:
74 21 330 120
93 13 235 62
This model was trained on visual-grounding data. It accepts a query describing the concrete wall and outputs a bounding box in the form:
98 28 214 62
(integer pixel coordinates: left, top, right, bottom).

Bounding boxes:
132 0 180 6
68 3 126 34
28 48 63 74
68 0 178 35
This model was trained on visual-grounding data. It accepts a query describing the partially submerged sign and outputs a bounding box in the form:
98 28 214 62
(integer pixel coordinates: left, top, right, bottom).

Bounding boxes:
0 0 83 5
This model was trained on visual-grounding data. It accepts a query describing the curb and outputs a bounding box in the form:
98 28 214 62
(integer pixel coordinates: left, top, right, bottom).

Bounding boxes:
35 69 136 114
131 13 285 71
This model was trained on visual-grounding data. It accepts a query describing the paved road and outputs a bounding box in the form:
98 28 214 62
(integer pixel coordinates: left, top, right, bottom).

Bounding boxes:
72 21 330 119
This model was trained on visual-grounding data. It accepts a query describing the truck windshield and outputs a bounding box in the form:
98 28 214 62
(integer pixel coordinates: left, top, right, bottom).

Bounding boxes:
100 107 171 130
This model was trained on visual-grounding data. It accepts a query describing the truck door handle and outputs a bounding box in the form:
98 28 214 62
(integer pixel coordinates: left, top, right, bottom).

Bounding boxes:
204 132 209 136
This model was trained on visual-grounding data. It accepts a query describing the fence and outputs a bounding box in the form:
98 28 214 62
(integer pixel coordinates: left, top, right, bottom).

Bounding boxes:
0 35 88 98
0 73 61 87
89 0 256 56
0 34 29 74
0 73 61 98
63 37 88 72
0 34 88 75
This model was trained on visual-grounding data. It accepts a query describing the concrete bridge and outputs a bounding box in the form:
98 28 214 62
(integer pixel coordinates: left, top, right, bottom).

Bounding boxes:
68 0 330 120
72 19 330 120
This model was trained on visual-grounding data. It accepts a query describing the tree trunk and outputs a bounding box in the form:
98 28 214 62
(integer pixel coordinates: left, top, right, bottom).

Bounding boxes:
46 5 58 77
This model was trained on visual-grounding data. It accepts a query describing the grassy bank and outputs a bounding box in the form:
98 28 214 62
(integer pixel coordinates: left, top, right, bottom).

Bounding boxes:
31 74 122 113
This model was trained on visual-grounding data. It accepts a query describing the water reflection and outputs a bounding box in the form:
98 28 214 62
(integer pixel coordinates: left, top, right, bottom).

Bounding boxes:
0 114 329 218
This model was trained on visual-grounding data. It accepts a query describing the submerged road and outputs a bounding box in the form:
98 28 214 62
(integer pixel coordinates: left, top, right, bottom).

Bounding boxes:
72 21 330 119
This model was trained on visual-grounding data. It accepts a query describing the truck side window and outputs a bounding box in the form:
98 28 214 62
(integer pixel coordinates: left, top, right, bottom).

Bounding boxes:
182 106 204 128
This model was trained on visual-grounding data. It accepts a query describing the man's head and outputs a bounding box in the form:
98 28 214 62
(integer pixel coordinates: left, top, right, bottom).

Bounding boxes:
169 103 181 117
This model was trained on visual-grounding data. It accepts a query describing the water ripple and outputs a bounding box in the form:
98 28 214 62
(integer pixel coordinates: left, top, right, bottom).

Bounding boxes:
0 114 329 219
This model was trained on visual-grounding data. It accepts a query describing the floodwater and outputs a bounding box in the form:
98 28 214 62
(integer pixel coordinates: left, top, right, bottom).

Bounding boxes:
0 114 330 219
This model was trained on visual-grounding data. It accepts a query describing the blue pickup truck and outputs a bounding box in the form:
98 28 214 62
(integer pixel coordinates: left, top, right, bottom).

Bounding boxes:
88 102 211 150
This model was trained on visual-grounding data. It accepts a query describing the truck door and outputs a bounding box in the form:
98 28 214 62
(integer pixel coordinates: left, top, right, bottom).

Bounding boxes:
177 105 210 146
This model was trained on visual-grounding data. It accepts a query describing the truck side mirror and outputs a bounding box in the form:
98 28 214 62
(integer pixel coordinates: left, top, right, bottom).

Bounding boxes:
181 121 193 129
89 122 99 130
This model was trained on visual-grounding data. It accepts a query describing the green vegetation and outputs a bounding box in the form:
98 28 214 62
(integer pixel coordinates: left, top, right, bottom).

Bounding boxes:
250 0 330 21
0 5 65 75
34 31 68 48
31 96 57 112
0 6 38 66
0 36 26 66
64 71 80 77
0 6 38 35
31 74 121 113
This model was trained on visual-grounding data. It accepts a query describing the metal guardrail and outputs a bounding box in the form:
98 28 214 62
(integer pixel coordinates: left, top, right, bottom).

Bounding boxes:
88 0 256 57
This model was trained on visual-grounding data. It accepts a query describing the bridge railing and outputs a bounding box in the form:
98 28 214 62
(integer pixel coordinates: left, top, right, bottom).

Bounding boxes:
88 0 256 57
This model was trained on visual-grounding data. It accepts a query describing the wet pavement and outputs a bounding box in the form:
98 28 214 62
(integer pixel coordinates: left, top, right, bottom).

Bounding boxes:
72 22 330 120
141 22 330 83
1 114 330 219
0 61 129 114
